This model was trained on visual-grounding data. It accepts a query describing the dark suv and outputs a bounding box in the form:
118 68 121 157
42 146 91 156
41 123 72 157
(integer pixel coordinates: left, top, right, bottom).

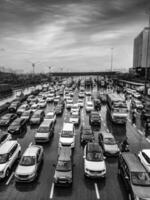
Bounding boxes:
80 125 94 146
118 152 150 200
89 111 101 129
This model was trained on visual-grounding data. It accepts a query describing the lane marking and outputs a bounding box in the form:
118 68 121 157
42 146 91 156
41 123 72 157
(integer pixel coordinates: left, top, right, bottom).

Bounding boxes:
6 172 14 185
94 183 100 199
49 182 55 199
138 130 144 136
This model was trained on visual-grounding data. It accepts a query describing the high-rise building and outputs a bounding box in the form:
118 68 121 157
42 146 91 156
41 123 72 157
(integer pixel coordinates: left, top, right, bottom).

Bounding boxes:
133 27 150 70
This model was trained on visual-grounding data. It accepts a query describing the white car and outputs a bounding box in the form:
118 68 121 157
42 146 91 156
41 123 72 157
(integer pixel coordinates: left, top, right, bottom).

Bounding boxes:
0 141 21 179
138 149 150 173
66 99 73 109
69 112 80 125
54 96 60 104
83 142 106 178
46 93 54 102
45 112 56 123
86 101 94 112
78 99 84 108
38 100 47 108
71 104 80 114
15 144 44 182
59 123 75 148
78 92 84 98
85 91 92 96
30 104 39 112
17 104 30 115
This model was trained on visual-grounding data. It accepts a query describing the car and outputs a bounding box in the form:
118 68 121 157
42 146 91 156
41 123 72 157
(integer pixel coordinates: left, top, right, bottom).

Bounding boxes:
30 103 39 112
59 123 75 148
0 140 21 179
69 112 80 126
0 133 12 146
85 91 91 96
35 120 54 143
98 132 120 156
30 110 45 125
77 98 84 108
78 92 85 98
85 101 94 112
17 104 30 116
21 110 33 122
83 142 106 178
0 113 17 127
89 111 101 128
54 96 60 104
45 112 56 123
80 125 94 146
38 99 47 108
8 101 21 113
138 149 150 173
71 104 80 114
46 93 54 102
8 118 27 134
118 152 150 200
55 105 63 115
97 93 107 104
131 99 143 110
66 99 73 109
94 99 101 111
15 144 43 182
54 147 73 186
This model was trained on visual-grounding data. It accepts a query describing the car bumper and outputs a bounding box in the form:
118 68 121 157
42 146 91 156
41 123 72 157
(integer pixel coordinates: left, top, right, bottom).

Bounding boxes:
84 170 106 178
15 175 36 182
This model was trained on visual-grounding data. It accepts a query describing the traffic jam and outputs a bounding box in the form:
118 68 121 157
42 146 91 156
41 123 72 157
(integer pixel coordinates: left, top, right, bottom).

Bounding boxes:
0 77 150 200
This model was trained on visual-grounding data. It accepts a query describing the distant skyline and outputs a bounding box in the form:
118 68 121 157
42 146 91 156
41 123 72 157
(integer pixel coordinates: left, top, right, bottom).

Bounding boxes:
0 0 150 73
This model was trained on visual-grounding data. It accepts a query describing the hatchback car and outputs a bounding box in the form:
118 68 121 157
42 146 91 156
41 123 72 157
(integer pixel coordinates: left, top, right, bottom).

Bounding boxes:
0 140 21 179
15 144 43 182
38 100 47 108
83 142 106 178
98 132 120 156
8 118 27 134
0 113 17 127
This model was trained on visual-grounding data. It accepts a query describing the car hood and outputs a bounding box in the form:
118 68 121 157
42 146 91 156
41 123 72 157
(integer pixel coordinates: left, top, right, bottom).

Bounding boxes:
104 144 119 153
30 118 40 121
54 170 72 179
16 165 36 175
0 163 7 172
85 160 105 171
132 184 150 199
59 137 74 144
35 132 49 138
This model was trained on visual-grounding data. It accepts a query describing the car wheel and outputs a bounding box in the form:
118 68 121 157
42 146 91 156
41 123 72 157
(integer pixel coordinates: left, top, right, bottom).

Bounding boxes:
6 168 10 178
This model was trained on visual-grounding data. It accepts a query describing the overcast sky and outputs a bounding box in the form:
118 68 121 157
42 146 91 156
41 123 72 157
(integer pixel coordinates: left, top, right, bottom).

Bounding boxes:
0 0 150 73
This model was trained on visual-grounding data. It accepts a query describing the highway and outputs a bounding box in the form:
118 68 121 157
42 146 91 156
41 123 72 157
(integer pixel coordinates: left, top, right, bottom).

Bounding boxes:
0 85 150 200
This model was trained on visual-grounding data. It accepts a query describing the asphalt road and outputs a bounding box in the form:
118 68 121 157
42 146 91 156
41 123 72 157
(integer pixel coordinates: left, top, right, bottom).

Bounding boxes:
0 86 150 200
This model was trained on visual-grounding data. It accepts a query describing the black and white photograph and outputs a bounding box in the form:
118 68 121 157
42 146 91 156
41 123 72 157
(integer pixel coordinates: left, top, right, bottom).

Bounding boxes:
0 0 150 200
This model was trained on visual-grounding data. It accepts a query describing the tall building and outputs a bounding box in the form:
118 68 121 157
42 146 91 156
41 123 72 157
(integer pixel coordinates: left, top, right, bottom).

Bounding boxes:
133 27 150 70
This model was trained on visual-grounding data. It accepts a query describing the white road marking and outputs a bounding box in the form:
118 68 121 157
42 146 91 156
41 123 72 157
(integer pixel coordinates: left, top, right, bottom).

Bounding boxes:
49 182 55 199
138 130 144 136
146 138 150 143
29 142 32 146
6 172 14 185
94 183 100 199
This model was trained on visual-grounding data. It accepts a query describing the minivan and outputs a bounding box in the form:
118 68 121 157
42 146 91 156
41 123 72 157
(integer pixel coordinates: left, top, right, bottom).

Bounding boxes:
118 152 150 200
54 147 73 186
35 120 54 143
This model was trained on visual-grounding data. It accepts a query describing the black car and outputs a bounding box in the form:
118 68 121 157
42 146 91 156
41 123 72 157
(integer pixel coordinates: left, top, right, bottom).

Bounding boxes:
94 99 101 111
8 101 21 112
80 125 94 146
0 113 17 127
89 111 101 128
97 94 107 104
20 110 33 123
8 118 27 134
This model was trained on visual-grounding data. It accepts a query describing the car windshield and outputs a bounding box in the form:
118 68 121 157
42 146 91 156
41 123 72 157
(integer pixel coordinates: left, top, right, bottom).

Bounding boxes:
45 114 53 119
62 131 73 137
38 127 49 133
87 152 103 161
20 156 35 166
131 172 150 186
56 161 71 172
71 114 78 118
104 138 116 145
0 154 8 164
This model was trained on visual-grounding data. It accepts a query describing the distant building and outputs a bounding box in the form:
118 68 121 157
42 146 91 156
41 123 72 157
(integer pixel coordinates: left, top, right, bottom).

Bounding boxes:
133 27 150 71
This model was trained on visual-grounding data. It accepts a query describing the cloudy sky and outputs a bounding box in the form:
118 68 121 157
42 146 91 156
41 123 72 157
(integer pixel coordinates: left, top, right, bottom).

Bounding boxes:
0 0 150 73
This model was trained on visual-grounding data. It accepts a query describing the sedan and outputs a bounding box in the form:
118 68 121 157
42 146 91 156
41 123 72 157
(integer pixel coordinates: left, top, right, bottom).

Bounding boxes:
0 113 17 127
15 145 44 182
138 149 150 173
21 110 33 123
80 125 94 146
8 118 27 134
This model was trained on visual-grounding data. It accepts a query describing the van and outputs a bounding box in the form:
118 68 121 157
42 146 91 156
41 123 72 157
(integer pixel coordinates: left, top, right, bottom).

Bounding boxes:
59 123 75 148
118 152 150 200
54 147 73 186
35 120 54 143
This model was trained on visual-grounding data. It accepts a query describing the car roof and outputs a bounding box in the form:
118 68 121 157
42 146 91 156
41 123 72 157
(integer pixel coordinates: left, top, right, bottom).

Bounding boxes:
121 153 146 172
87 143 102 152
58 147 72 161
41 120 52 127
0 140 17 154
23 145 41 157
63 123 74 131
46 112 55 115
